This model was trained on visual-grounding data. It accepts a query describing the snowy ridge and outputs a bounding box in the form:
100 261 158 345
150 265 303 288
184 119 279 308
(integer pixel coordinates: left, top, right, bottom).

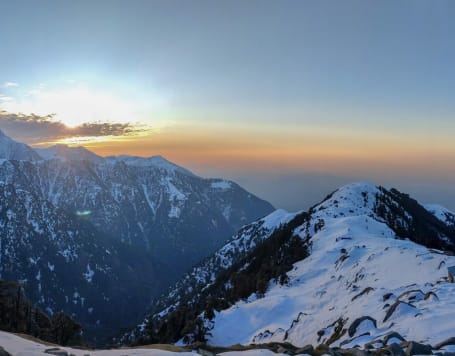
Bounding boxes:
36 144 103 163
205 183 455 347
0 129 42 161
141 182 455 350
425 204 455 227
105 155 195 176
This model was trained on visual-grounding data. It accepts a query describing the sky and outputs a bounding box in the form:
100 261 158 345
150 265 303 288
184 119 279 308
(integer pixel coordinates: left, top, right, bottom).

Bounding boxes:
0 0 454 211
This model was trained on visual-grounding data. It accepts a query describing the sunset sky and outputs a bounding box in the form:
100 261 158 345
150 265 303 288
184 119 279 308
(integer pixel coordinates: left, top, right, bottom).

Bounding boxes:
1 0 454 210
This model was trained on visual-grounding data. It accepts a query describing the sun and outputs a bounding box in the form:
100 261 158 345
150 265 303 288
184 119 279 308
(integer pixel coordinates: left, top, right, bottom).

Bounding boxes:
35 85 138 128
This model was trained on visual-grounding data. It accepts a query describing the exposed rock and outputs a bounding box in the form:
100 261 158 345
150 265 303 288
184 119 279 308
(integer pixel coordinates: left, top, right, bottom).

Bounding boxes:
397 290 425 303
197 348 217 356
336 348 372 356
348 316 377 337
383 301 416 323
313 344 334 356
383 293 394 302
352 287 375 302
44 348 69 356
433 337 455 350
364 342 383 350
325 318 348 345
0 346 12 356
383 331 406 345
405 341 433 356
277 345 293 355
387 343 406 356
295 345 314 355
335 254 350 267
424 292 439 301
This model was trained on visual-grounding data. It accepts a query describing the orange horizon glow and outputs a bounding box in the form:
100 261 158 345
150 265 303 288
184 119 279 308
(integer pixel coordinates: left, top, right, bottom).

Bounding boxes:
28 121 455 181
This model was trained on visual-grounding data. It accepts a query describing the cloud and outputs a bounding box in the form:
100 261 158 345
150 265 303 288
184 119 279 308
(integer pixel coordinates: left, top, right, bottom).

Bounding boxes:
0 111 150 144
1 84 147 128
0 95 14 102
2 82 19 88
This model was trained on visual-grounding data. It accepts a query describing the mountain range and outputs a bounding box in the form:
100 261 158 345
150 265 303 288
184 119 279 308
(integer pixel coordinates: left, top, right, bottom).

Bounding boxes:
0 129 274 342
2 128 455 354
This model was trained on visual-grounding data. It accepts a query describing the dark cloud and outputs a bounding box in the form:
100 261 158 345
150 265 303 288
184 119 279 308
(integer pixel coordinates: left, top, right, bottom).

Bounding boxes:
0 111 149 143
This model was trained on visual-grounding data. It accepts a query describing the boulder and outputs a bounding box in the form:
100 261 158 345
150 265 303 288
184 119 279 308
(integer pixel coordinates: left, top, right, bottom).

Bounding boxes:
348 316 377 337
314 344 333 356
406 341 432 356
424 292 439 301
383 332 406 345
383 301 416 323
387 343 406 356
337 348 372 356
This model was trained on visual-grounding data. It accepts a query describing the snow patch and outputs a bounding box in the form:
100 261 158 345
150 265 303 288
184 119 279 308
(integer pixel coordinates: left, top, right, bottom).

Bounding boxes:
83 264 95 283
425 204 455 226
260 209 293 230
211 180 232 190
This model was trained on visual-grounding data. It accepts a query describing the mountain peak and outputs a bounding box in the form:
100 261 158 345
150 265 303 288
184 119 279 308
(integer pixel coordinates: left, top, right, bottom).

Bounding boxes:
425 204 455 227
106 154 195 175
330 182 381 201
0 129 42 161
312 181 380 219
35 144 103 163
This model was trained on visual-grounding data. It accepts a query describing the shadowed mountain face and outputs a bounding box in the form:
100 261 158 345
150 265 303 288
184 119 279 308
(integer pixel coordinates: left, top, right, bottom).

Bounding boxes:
0 131 274 343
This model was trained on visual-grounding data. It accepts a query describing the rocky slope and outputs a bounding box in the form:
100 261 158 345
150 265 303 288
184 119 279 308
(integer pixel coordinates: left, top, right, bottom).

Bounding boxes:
137 183 455 350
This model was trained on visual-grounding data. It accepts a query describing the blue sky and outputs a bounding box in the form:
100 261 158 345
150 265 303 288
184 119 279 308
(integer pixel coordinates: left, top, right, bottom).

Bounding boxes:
0 0 454 210
2 0 454 116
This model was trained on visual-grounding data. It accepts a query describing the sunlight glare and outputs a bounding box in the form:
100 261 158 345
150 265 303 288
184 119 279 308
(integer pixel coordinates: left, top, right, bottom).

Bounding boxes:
4 85 139 128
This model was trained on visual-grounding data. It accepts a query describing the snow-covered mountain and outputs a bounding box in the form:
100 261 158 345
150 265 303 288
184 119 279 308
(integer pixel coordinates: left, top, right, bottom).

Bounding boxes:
0 130 274 342
425 204 455 227
137 182 455 351
0 130 42 161
35 144 104 163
